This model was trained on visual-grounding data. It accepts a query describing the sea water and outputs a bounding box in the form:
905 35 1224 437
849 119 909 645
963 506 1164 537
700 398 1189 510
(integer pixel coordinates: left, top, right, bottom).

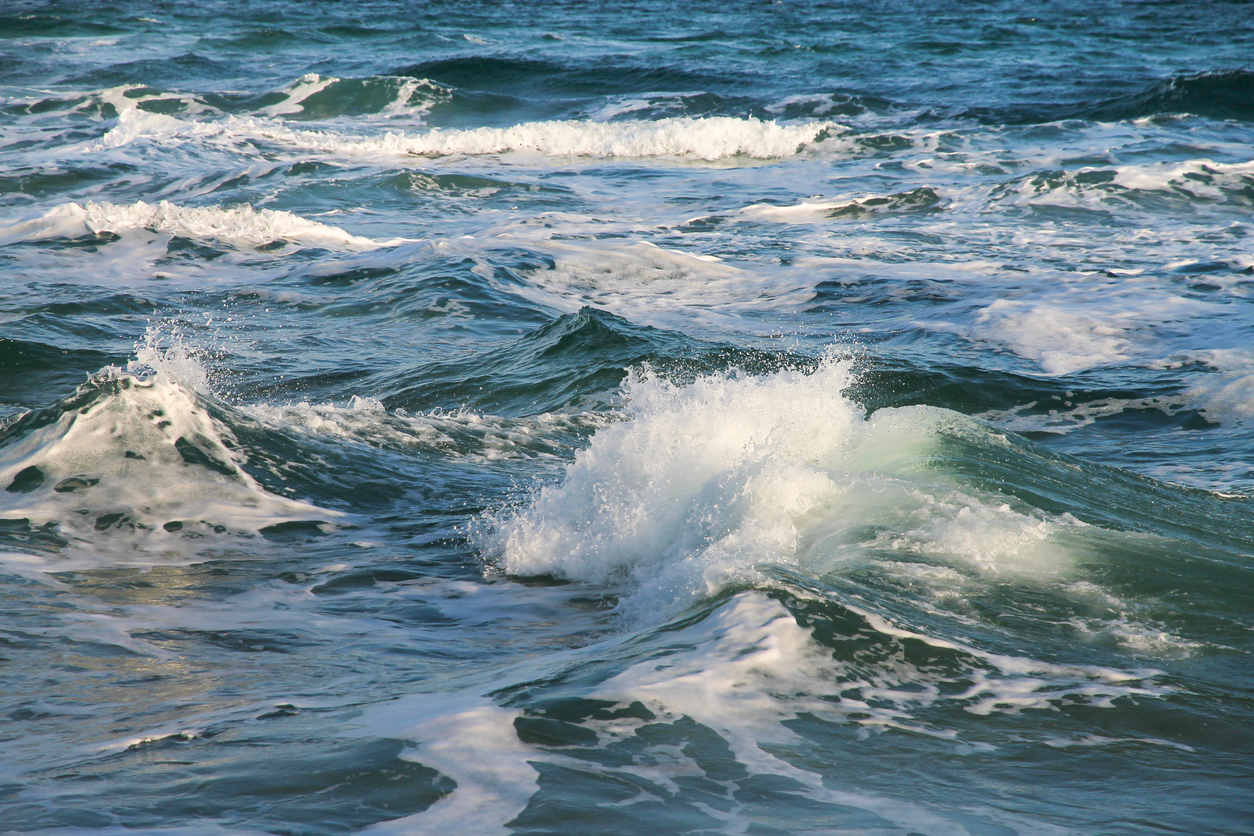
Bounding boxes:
2 1 1253 833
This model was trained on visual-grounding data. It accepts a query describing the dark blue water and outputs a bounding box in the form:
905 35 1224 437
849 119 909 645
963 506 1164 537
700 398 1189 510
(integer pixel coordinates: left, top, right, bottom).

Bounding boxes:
2 2 1254 834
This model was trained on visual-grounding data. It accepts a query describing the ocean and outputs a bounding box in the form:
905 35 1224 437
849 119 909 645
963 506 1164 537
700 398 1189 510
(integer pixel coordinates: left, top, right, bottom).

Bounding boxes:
2 1 1253 833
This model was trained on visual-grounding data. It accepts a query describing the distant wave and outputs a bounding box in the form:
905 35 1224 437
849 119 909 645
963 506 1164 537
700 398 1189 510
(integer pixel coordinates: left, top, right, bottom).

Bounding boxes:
963 70 1254 125
0 200 407 252
96 109 837 161
394 55 732 98
1088 70 1254 122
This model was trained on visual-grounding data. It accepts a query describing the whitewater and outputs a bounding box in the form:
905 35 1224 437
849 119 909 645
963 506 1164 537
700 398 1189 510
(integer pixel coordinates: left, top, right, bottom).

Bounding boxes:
2 1 1253 834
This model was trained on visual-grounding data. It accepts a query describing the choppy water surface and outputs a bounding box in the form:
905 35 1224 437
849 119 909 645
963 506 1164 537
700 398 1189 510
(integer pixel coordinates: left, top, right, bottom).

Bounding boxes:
2 1 1253 833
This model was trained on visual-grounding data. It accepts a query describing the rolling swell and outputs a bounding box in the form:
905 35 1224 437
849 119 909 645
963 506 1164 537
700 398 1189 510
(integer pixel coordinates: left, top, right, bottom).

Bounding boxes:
382 307 790 416
959 70 1254 126
391 56 762 124
395 56 737 99
1087 70 1254 122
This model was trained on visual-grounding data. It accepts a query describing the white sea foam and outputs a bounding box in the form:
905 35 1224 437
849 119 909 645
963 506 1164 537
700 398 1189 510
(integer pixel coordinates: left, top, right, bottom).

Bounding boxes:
995 156 1254 212
978 394 1190 435
1112 158 1254 201
970 298 1133 375
1068 615 1208 658
93 105 217 150
736 187 944 223
586 592 975 834
295 114 832 160
0 200 407 252
0 340 344 563
97 111 835 161
479 357 1087 619
597 590 1166 725
578 591 1168 830
346 588 1168 833
737 198 849 222
983 347 1254 433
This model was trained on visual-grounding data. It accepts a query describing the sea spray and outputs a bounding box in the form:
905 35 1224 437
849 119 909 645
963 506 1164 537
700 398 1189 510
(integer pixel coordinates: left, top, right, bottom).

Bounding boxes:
479 356 1084 619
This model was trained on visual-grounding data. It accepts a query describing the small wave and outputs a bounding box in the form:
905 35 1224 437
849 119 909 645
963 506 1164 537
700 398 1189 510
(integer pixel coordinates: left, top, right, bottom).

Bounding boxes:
1180 348 1254 425
0 200 408 252
589 91 740 121
353 586 1175 835
246 396 601 463
970 298 1133 376
596 591 1169 736
978 393 1192 434
0 333 344 563
1088 70 1254 122
991 158 1254 213
764 91 906 124
253 73 450 121
506 241 814 330
379 116 828 160
96 108 836 161
394 55 729 100
382 307 720 416
0 13 128 38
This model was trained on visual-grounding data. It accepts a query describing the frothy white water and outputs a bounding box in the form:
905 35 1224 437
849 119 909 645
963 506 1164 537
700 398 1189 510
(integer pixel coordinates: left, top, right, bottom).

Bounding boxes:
1111 157 1254 201
97 110 836 161
970 298 1133 376
479 357 1086 618
0 345 343 564
1181 348 1254 424
735 187 944 223
596 588 1166 738
0 200 408 252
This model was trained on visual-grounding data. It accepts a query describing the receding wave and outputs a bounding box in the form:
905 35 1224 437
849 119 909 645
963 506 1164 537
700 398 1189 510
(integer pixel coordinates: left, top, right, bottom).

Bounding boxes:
737 187 945 222
989 158 1254 213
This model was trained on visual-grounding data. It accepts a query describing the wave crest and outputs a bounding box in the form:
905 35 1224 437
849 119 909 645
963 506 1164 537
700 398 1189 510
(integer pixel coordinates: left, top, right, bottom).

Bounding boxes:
97 110 836 161
477 356 1087 618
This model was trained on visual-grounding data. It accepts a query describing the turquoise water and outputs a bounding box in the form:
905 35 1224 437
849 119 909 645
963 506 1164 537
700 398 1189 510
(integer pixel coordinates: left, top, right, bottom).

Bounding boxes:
2 2 1253 833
